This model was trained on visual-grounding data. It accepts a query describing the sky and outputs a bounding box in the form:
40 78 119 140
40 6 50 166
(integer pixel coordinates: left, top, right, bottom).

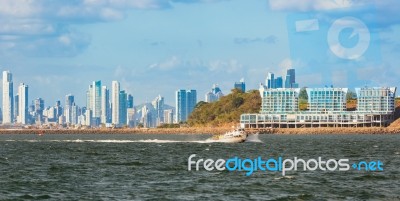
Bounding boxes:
1 0 400 107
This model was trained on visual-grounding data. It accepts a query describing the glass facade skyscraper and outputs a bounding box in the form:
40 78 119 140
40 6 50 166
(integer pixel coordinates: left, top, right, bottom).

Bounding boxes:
175 89 197 123
267 72 275 89
234 78 246 92
119 90 127 126
92 80 102 118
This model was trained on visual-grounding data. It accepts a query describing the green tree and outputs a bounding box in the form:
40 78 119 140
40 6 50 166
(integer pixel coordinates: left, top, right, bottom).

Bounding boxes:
346 90 356 101
299 87 308 101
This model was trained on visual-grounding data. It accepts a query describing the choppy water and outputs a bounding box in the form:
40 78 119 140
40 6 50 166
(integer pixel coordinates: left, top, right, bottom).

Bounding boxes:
0 134 399 200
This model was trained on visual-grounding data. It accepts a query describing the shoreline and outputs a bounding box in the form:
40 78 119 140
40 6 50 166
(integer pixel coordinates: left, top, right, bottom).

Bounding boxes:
0 127 400 135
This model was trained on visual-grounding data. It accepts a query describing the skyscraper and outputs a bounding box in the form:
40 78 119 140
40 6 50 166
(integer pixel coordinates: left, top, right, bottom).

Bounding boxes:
2 71 14 124
71 103 78 125
267 72 275 89
17 83 28 124
275 76 283 88
175 89 197 123
119 90 127 126
101 86 110 124
111 81 120 125
287 69 296 85
14 95 19 123
152 95 164 126
285 69 298 88
92 81 102 119
34 98 44 123
65 94 74 124
205 84 224 103
65 94 74 108
127 94 134 108
187 90 197 119
234 78 246 92
163 109 174 124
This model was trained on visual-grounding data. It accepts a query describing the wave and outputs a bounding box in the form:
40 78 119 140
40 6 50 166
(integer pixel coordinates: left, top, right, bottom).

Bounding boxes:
1 139 212 143
245 133 263 143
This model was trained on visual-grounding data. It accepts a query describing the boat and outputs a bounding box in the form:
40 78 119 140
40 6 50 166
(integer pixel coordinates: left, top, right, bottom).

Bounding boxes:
207 128 247 143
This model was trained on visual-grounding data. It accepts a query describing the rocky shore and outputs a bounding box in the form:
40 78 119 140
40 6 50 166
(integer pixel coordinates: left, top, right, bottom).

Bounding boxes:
0 127 400 135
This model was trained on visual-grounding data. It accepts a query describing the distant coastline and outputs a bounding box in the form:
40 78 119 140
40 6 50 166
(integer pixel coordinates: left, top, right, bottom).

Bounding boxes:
0 127 400 135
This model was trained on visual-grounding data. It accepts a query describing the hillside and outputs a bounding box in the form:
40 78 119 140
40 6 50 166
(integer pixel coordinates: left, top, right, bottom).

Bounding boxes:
188 89 261 127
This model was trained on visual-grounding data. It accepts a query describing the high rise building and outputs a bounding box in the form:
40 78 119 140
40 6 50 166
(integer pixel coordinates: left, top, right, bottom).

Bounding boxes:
152 95 164 126
163 109 174 124
101 86 110 124
55 100 63 119
2 71 14 124
111 81 120 125
234 78 246 92
205 84 224 103
175 89 197 123
71 103 78 125
141 105 152 128
287 69 296 85
205 91 216 103
85 109 92 126
17 83 28 124
91 81 102 119
65 94 74 124
275 76 283 88
285 69 298 88
127 108 136 127
86 88 92 110
267 72 275 89
14 95 19 123
65 94 74 108
127 94 134 108
119 90 127 126
34 98 44 123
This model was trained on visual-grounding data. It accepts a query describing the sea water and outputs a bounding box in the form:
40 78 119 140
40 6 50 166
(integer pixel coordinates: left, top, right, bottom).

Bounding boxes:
0 134 399 200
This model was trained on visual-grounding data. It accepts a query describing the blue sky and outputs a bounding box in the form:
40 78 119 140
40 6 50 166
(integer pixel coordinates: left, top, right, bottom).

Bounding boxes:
0 0 400 107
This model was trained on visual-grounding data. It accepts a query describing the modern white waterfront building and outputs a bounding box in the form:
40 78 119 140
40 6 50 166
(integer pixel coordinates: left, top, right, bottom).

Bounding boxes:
2 71 14 124
241 87 397 129
306 88 347 112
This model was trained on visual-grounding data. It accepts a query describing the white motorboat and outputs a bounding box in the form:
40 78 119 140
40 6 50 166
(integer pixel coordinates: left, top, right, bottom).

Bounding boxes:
207 128 247 143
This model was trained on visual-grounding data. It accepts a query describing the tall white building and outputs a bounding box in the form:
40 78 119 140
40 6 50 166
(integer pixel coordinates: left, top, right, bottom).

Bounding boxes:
17 83 28 124
2 71 14 124
101 86 110 124
164 109 174 124
152 95 164 126
111 81 120 125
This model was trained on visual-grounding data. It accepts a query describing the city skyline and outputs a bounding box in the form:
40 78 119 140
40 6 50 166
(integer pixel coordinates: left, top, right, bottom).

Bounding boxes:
1 1 399 106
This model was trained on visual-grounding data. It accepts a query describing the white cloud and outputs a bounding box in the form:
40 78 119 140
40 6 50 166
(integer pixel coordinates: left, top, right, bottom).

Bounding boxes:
209 59 243 73
149 56 182 70
0 0 229 57
269 0 357 12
